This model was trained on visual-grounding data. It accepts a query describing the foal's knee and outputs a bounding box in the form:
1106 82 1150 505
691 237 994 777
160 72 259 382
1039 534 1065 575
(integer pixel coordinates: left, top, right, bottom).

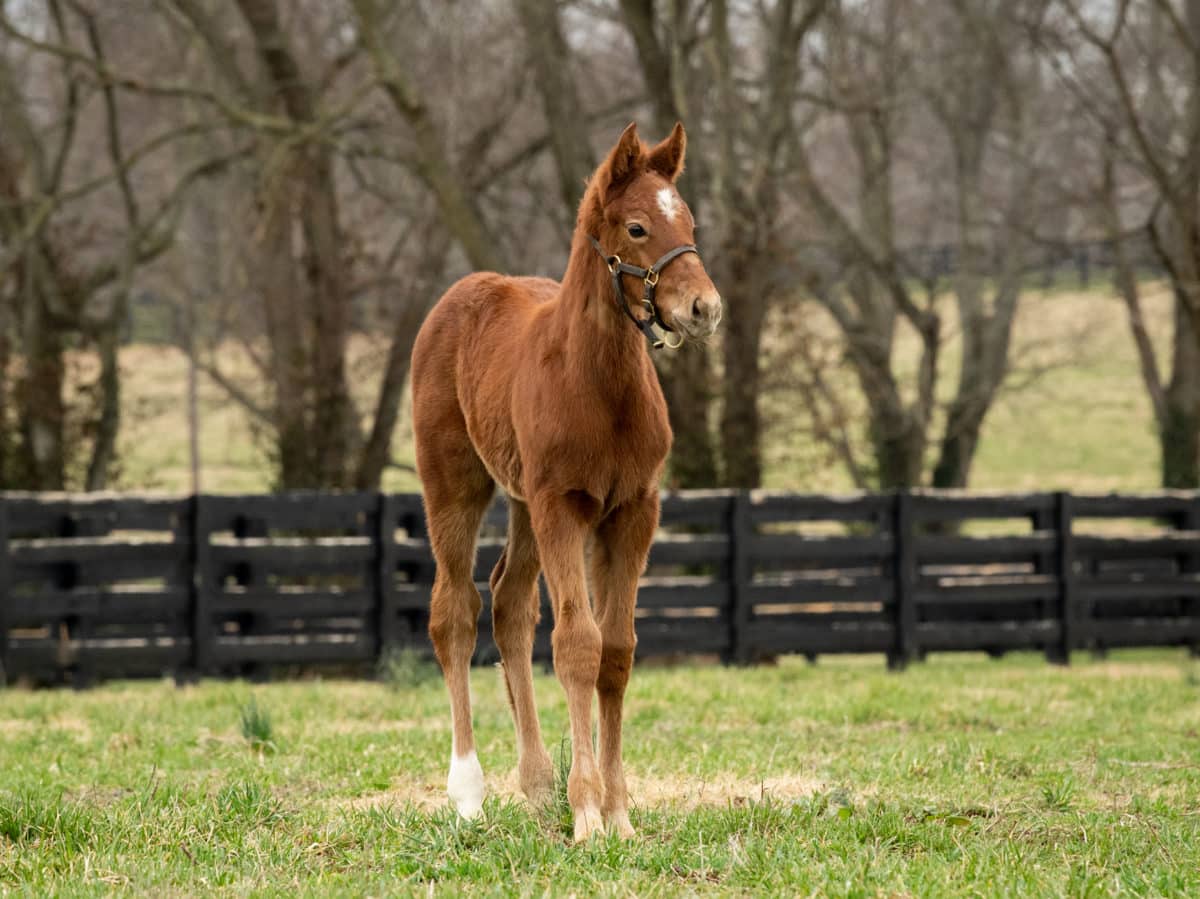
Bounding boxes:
552 607 602 688
597 639 635 697
428 583 482 664
493 590 538 652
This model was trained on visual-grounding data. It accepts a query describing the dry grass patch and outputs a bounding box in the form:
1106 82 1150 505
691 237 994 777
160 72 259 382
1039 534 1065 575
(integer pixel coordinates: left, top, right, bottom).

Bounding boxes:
346 771 825 815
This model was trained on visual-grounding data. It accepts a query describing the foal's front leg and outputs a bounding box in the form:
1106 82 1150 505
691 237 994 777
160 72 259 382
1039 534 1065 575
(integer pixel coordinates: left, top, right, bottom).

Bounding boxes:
591 492 657 839
529 491 604 842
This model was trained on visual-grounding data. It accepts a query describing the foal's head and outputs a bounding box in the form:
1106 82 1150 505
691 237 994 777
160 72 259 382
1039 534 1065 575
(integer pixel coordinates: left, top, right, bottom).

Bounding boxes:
586 122 721 342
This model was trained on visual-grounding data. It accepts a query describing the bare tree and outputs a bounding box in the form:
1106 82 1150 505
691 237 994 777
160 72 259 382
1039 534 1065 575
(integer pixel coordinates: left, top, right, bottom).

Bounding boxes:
788 0 1047 488
1048 0 1200 486
0 1 232 488
144 0 487 489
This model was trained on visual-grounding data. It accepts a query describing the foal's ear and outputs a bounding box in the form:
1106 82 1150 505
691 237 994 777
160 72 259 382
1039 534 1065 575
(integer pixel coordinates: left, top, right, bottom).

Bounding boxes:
599 122 643 201
647 122 687 182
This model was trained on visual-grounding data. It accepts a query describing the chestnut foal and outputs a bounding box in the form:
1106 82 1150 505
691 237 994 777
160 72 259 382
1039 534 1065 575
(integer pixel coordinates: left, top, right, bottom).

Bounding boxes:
410 123 720 841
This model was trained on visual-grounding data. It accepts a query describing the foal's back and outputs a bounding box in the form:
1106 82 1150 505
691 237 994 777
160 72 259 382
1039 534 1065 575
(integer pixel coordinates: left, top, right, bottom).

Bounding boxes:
413 271 558 382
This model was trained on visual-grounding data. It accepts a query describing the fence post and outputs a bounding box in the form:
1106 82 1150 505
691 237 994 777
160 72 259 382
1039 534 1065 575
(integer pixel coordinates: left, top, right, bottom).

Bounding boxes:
376 493 398 662
190 495 213 676
1054 491 1076 664
1033 499 1061 664
728 491 752 665
174 495 201 686
889 490 916 670
0 495 8 685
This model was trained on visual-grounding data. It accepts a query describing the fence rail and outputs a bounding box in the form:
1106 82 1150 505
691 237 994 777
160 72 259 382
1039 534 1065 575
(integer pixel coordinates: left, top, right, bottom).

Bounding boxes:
1 489 1198 685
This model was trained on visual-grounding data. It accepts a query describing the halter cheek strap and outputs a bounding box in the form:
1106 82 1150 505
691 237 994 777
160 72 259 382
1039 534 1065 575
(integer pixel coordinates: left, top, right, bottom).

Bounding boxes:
587 235 700 350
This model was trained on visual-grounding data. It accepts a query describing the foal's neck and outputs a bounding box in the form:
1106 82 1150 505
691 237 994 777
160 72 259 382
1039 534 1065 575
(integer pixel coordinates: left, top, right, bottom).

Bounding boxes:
554 231 655 398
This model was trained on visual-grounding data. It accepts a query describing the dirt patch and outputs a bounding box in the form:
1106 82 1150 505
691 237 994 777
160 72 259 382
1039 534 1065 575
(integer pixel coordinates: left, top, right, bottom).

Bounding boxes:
1077 661 1191 681
628 773 824 810
960 686 1026 703
50 716 93 741
324 717 443 736
0 716 94 740
346 771 823 814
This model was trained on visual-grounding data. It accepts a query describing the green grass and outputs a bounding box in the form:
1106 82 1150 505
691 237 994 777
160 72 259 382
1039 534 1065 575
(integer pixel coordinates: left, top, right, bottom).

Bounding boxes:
1 651 1198 895
238 697 276 754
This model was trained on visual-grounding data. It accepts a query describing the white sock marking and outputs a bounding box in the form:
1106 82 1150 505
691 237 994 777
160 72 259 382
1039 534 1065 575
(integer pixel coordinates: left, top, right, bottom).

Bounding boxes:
447 750 485 818
657 187 679 222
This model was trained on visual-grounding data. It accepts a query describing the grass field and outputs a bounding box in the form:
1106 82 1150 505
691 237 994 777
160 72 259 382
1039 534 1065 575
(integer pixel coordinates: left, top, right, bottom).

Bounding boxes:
108 280 1173 494
2 650 1198 896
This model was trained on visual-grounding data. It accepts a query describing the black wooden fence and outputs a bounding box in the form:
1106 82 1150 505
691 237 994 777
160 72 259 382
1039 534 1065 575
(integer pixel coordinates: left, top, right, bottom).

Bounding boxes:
1 490 1198 685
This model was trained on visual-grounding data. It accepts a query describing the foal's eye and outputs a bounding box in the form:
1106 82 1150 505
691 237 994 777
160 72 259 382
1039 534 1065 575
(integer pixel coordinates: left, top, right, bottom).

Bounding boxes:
627 223 647 238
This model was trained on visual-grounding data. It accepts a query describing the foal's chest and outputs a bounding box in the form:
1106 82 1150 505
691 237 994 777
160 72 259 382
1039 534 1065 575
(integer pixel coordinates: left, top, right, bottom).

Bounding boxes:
592 398 671 506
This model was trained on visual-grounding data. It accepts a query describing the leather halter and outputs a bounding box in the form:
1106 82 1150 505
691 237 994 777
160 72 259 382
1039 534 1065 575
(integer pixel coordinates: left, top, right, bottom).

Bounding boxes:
587 235 700 350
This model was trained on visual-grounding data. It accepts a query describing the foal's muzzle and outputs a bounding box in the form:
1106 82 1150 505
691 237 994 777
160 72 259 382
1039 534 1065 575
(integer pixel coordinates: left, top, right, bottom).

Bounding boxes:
674 292 722 340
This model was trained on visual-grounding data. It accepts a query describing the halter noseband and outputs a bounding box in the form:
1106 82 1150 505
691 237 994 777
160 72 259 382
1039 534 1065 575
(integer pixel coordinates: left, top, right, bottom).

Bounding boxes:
587 235 700 350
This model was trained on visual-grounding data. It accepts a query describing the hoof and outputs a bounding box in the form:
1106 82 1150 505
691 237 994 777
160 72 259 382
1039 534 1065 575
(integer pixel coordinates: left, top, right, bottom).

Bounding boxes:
606 810 636 839
447 751 485 819
520 754 556 810
572 804 604 842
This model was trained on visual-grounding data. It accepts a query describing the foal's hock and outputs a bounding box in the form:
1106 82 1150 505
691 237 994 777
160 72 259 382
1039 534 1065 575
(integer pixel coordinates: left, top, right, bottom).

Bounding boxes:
410 122 721 841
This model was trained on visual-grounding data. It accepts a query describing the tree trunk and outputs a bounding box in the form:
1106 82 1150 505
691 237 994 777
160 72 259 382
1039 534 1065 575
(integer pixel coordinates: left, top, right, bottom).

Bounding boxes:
513 0 595 215
18 287 65 489
236 0 360 489
1161 297 1200 488
931 398 986 489
930 292 1014 489
719 259 767 487
0 280 9 485
85 323 121 490
256 161 313 489
657 348 719 488
299 150 356 488
867 404 924 489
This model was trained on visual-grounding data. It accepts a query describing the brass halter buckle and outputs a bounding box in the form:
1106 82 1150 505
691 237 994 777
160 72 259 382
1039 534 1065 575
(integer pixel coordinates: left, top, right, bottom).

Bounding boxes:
643 268 660 288
606 255 622 275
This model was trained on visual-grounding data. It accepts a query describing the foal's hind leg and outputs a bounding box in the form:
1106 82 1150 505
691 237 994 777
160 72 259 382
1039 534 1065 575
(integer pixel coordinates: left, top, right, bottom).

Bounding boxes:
490 499 555 807
422 461 493 818
590 491 657 839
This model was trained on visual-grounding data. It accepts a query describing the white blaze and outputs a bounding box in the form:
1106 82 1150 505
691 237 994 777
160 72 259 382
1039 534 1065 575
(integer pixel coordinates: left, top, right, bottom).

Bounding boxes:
657 187 680 222
447 750 485 818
